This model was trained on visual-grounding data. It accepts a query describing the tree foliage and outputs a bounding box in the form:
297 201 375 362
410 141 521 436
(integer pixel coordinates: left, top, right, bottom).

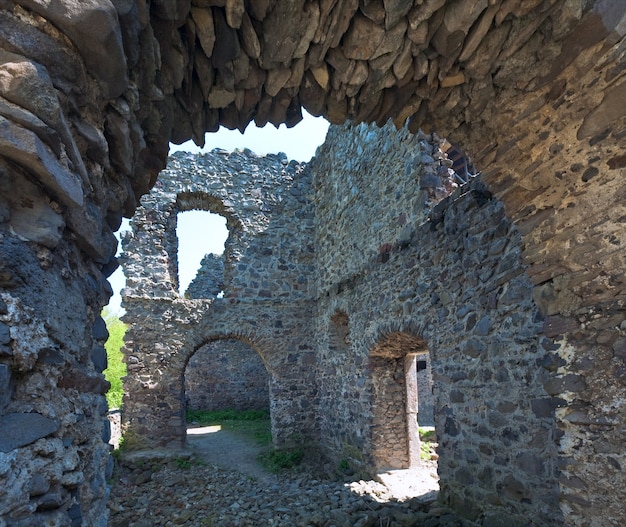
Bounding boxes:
102 307 127 409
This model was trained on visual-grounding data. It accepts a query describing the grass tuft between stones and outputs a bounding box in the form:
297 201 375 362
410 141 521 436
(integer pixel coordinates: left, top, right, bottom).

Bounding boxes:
257 448 304 473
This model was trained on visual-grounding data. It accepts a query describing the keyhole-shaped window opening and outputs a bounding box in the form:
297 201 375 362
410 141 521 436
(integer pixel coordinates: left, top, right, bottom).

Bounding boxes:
176 210 229 298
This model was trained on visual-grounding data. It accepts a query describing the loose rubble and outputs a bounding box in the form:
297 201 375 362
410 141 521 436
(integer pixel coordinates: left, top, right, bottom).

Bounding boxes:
108 451 474 527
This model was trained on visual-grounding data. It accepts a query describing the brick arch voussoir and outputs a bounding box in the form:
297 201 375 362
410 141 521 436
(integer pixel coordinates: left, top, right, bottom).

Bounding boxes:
363 318 432 359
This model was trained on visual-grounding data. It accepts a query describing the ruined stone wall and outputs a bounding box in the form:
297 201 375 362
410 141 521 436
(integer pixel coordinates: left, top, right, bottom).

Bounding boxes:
121 149 317 447
185 339 270 412
416 353 435 427
186 253 224 299
0 2 161 524
311 122 563 525
0 235 112 526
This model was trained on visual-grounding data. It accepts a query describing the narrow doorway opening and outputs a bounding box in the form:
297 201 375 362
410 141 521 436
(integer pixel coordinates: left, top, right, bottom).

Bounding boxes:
182 339 272 474
370 332 438 498
184 339 270 415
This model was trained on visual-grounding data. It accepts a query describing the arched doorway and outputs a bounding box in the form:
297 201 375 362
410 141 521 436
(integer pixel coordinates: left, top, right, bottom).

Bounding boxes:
184 338 270 416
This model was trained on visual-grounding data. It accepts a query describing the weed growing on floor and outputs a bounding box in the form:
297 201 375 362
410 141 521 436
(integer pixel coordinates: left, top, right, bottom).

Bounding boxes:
258 448 303 473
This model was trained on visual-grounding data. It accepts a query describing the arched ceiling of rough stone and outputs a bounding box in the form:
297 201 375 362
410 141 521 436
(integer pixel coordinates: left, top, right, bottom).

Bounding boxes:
138 0 625 316
143 0 611 146
142 0 626 316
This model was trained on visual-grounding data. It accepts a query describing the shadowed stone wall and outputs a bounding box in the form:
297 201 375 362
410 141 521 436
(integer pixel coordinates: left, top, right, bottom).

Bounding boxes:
312 122 562 525
185 339 270 412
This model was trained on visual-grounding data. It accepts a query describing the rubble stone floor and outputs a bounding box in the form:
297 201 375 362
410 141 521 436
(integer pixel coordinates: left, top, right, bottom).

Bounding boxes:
108 428 475 527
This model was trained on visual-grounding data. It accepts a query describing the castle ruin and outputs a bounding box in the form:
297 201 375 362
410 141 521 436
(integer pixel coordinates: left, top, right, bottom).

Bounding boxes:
0 1 625 526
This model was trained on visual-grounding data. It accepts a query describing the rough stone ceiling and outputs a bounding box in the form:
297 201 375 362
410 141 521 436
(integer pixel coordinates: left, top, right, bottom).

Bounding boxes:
148 0 598 146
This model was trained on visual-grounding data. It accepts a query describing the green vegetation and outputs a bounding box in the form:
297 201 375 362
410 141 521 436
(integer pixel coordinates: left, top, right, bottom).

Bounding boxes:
419 426 437 461
174 456 204 469
338 458 350 471
186 408 272 446
337 442 369 480
102 308 127 409
419 426 436 442
258 448 303 473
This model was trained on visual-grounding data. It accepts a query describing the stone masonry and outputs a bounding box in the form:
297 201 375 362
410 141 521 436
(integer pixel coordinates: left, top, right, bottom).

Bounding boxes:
124 122 562 525
312 122 560 525
0 1 624 526
185 339 270 412
121 149 317 448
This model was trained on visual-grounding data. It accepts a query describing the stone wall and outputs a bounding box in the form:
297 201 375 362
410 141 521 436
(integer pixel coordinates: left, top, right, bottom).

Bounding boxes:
311 122 562 525
121 149 317 447
0 234 112 527
185 339 270 412
186 253 224 299
122 121 567 525
417 353 435 427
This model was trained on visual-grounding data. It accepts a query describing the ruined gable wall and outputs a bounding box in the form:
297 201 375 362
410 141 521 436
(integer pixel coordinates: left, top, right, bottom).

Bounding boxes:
311 121 563 526
121 150 317 447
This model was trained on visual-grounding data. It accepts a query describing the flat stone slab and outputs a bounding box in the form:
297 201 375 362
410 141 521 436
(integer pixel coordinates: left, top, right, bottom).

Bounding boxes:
0 412 60 452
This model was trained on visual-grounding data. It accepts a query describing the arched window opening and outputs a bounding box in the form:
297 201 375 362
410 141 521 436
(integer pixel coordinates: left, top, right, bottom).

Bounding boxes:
176 210 228 297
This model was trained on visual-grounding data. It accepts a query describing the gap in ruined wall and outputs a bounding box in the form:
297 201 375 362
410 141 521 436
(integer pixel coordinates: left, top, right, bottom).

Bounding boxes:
107 112 329 313
176 210 228 297
170 111 329 162
184 339 270 415
107 219 130 315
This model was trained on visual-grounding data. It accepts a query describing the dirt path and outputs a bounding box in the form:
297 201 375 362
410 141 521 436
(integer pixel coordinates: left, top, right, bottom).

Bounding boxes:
185 425 274 482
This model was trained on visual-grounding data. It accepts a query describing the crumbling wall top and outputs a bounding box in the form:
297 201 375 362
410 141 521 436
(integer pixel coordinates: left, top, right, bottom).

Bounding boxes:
121 148 315 303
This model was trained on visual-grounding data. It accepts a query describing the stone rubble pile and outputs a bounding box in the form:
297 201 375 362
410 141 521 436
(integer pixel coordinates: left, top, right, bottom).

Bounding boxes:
109 454 476 527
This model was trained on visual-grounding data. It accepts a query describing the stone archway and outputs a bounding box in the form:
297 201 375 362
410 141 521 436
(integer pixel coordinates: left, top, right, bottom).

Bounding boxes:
2 2 626 525
184 338 270 414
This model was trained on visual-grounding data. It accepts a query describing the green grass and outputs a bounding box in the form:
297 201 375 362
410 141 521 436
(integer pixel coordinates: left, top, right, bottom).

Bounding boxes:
419 426 436 442
102 308 127 409
174 456 204 469
186 408 304 473
258 448 303 473
419 426 437 461
186 408 272 446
